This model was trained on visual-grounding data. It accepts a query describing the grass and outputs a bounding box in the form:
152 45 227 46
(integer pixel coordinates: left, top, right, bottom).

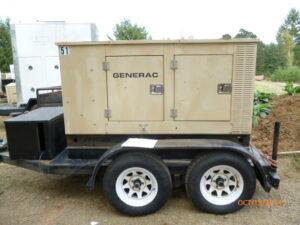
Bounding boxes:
255 81 286 95
293 154 300 170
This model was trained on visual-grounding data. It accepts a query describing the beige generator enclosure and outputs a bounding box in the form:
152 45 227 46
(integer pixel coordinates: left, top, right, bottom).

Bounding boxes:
57 39 258 135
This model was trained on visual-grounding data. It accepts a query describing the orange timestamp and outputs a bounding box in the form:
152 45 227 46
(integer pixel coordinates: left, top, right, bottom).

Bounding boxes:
238 200 283 206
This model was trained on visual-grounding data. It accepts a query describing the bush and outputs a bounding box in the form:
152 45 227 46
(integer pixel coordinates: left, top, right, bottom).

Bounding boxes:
283 81 300 95
254 91 276 103
271 66 300 82
252 91 275 126
252 103 272 126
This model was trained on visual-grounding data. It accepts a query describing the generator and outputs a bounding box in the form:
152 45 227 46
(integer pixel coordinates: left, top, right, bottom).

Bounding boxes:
58 40 255 138
0 39 280 217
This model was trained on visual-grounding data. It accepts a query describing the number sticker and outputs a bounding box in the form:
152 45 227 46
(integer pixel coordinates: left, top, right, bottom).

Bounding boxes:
60 46 70 55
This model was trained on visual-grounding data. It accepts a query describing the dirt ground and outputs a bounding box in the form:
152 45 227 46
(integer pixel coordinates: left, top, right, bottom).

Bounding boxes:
0 117 299 225
252 93 300 155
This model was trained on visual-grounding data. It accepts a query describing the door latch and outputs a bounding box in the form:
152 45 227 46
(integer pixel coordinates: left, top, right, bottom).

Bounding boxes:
218 83 232 94
150 84 164 95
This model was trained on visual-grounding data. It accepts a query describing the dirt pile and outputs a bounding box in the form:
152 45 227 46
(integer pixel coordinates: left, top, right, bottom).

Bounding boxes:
251 93 300 155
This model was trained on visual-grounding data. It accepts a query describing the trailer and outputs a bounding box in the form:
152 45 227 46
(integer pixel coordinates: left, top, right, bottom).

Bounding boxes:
0 39 280 216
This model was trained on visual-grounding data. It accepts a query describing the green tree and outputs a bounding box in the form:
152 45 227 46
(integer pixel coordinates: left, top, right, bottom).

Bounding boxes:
264 44 287 74
294 44 300 65
256 42 287 75
0 17 12 72
281 8 300 42
221 33 231 39
277 8 300 66
256 42 267 75
234 29 257 38
113 19 151 40
277 26 295 66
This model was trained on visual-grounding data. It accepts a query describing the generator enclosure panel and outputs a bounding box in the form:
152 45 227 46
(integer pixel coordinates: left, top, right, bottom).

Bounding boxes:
5 107 66 160
57 39 258 135
10 22 98 104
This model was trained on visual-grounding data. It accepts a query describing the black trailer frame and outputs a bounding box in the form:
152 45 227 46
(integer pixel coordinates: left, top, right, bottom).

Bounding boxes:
0 137 280 192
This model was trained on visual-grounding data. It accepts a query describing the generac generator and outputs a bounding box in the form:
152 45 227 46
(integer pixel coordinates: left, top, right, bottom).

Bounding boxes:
1 39 280 216
59 40 255 137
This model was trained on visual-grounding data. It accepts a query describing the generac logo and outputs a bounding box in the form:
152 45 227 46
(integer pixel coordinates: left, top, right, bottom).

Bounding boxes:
113 72 159 78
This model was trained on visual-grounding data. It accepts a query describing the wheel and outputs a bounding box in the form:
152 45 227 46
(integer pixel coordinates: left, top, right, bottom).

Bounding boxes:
103 152 172 216
185 152 256 214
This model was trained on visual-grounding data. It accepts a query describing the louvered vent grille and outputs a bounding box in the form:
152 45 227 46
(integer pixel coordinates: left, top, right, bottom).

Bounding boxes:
231 44 257 133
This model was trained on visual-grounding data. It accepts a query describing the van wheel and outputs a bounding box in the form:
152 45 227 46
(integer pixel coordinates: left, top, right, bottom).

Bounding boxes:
185 152 256 214
103 152 172 216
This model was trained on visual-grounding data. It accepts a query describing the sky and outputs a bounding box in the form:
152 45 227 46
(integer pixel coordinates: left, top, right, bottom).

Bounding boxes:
0 0 299 43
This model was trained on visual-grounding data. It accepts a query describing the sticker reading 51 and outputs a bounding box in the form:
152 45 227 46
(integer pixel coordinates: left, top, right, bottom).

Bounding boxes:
60 46 70 55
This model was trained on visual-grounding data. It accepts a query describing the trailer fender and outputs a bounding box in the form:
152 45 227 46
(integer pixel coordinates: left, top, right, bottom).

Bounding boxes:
86 139 274 192
154 139 274 192
86 143 156 191
162 139 276 192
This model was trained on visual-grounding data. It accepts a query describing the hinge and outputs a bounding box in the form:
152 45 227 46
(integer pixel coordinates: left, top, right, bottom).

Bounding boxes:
170 60 178 70
104 109 111 118
102 61 109 71
170 109 177 118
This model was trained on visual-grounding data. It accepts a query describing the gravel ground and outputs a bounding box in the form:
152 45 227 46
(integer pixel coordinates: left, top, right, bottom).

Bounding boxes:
0 116 299 225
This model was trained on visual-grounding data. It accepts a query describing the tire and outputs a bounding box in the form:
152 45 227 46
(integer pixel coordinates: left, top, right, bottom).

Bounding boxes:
103 152 172 216
185 152 256 214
